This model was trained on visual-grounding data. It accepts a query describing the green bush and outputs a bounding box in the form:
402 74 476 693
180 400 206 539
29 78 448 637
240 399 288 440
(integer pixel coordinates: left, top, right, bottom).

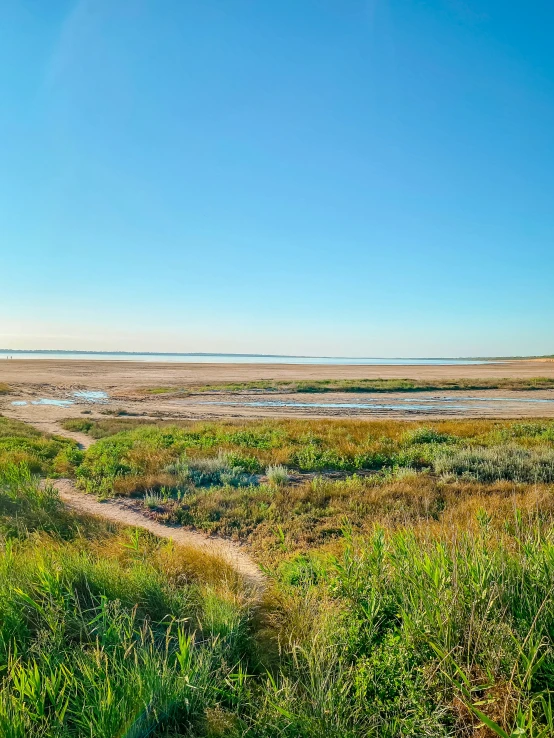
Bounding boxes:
403 426 455 445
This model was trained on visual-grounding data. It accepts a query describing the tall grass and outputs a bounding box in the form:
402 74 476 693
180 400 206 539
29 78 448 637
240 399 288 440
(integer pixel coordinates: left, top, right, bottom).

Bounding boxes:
266 464 290 485
0 462 258 737
256 524 554 737
4 420 554 735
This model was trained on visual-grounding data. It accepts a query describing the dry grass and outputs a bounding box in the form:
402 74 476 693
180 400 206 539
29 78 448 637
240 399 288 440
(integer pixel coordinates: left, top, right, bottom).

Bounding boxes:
164 473 554 563
70 417 554 565
67 415 554 445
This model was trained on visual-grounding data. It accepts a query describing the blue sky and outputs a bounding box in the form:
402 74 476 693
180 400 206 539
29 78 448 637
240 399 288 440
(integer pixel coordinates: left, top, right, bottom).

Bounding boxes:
1 0 553 356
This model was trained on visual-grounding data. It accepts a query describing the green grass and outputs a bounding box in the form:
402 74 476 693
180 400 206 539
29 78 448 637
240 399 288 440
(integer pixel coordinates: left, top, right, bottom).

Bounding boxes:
0 463 259 737
434 443 554 483
258 525 554 737
3 420 554 735
72 417 554 496
69 417 554 562
141 376 554 394
62 416 160 439
0 415 82 476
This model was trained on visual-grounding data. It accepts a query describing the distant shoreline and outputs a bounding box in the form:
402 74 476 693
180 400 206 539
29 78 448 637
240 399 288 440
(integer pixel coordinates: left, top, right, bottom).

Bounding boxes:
0 350 510 366
1 349 551 361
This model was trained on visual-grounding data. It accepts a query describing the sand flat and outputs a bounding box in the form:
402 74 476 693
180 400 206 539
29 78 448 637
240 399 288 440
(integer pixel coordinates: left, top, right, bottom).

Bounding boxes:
1 358 554 390
2 359 554 424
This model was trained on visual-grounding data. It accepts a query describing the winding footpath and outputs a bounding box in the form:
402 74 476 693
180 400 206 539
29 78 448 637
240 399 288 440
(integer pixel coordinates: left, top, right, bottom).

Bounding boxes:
38 420 265 592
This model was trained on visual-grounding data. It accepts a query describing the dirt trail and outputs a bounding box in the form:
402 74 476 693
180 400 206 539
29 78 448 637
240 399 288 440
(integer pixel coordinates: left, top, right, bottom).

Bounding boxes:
30 420 94 449
54 479 264 591
21 417 264 591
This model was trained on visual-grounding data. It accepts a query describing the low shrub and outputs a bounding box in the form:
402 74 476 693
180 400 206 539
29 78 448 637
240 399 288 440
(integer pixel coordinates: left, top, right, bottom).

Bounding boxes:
266 464 290 485
434 444 554 483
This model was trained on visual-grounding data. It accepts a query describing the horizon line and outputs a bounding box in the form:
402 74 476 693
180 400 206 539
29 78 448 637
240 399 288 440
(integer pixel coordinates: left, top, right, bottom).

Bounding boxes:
1 348 552 360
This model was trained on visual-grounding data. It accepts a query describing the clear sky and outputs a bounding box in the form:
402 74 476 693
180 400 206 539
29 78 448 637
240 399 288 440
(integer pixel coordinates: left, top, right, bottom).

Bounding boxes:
1 1 553 357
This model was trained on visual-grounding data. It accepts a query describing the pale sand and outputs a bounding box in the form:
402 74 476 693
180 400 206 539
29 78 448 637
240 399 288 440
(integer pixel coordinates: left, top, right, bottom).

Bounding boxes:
2 359 554 423
2 359 554 389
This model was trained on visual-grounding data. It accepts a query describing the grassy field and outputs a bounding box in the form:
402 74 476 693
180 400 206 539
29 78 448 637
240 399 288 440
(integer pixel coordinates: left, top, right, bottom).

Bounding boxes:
0 461 260 737
140 377 554 394
0 416 82 475
2 414 554 735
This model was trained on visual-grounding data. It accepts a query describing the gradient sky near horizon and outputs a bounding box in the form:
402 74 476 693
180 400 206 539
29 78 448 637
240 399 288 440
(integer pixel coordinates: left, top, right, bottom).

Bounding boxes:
1 0 553 357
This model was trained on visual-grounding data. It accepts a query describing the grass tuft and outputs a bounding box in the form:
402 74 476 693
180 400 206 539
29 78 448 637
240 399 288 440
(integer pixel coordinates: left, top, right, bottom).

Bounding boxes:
266 464 290 485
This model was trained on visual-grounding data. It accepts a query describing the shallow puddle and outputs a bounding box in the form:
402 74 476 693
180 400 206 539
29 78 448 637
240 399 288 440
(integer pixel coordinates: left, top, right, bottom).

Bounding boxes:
197 395 554 413
72 390 108 403
199 400 471 411
10 390 108 408
31 398 73 406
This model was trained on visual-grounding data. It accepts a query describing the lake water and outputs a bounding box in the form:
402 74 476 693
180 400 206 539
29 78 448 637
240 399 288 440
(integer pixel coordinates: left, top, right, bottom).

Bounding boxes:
0 351 499 365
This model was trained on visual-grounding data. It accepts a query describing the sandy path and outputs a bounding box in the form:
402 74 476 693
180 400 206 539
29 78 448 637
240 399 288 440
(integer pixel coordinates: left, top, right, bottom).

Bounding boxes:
54 479 264 591
22 417 264 591
28 420 94 449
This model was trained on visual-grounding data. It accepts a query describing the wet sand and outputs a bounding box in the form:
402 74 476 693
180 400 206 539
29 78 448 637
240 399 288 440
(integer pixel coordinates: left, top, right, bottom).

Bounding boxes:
2 359 554 424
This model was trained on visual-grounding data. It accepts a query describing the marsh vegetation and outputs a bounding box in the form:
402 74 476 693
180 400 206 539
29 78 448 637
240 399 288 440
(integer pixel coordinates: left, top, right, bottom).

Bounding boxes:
141 376 554 395
2 414 554 735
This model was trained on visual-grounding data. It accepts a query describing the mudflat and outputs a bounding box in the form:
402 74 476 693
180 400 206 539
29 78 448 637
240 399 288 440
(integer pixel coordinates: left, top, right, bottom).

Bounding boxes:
2 359 554 424
1 358 554 389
